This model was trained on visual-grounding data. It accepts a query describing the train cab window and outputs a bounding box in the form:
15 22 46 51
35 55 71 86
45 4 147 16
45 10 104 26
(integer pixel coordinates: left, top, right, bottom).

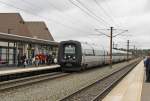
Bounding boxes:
64 45 75 54
64 45 76 60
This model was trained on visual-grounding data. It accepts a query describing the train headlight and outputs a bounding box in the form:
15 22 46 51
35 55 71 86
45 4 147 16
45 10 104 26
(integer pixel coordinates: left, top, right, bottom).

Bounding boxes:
73 56 76 59
64 56 66 59
68 56 71 58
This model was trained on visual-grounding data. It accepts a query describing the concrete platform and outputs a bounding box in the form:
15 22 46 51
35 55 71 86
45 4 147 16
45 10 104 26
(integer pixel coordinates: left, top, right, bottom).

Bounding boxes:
0 65 60 76
141 68 150 101
102 60 144 101
141 82 150 101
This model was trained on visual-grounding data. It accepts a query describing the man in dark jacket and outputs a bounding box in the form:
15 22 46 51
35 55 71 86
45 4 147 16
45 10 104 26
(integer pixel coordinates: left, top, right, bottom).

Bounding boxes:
145 55 150 82
22 53 27 67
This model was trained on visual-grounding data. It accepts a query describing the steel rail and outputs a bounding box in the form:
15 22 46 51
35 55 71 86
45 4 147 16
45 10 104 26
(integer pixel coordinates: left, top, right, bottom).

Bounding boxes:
59 60 140 101
0 72 69 91
92 61 139 101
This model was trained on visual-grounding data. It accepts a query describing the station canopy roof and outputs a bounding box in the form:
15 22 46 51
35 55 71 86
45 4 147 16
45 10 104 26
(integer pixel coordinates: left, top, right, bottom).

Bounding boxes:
0 32 58 46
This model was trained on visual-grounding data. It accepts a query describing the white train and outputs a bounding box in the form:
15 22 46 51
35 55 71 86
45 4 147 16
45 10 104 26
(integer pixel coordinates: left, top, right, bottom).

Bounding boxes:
58 40 132 71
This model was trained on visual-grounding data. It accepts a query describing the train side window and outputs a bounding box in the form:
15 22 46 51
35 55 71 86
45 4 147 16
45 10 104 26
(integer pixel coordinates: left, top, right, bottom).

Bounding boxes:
85 49 94 56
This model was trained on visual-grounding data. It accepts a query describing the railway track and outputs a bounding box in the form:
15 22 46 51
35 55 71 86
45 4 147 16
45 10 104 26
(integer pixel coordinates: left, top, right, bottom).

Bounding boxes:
0 72 69 91
59 60 140 101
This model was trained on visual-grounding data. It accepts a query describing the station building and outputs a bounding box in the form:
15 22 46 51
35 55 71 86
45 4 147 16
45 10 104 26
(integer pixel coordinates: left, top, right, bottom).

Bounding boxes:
0 13 58 67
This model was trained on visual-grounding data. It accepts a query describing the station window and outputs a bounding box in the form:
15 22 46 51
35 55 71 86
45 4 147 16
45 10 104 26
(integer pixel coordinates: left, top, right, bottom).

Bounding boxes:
0 41 16 66
0 47 7 65
0 41 8 47
0 47 16 65
9 42 15 47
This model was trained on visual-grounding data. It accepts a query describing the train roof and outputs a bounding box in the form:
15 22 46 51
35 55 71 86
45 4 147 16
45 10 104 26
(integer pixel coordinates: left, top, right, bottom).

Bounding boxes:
112 49 132 54
59 40 132 54
80 42 106 51
60 40 106 51
59 40 80 45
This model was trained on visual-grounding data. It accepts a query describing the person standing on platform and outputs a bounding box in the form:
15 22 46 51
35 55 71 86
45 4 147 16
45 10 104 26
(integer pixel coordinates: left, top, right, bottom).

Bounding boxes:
144 56 147 67
35 55 39 67
145 54 150 82
47 54 52 65
22 53 27 67
17 53 21 66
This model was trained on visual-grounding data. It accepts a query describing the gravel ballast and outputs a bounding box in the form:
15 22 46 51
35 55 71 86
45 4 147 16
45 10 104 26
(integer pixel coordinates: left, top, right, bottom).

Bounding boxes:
0 59 139 101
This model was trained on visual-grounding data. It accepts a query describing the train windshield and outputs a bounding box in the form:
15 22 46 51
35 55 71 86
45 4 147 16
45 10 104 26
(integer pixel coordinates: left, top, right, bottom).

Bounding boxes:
64 45 75 54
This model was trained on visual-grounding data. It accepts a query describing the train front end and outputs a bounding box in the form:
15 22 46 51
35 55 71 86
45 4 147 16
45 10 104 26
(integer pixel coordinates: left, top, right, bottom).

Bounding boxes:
58 40 82 71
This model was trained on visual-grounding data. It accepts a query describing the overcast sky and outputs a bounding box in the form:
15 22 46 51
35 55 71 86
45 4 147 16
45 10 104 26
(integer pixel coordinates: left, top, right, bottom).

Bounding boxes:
0 0 149 49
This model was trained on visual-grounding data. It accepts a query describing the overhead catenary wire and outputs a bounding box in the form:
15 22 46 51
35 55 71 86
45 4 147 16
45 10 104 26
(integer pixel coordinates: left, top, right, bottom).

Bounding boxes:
0 0 96 34
21 0 44 12
103 0 123 28
68 0 110 27
22 0 98 31
93 0 117 27
75 0 111 25
46 0 104 30
72 0 111 27
69 0 108 28
70 0 127 35
21 0 109 31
